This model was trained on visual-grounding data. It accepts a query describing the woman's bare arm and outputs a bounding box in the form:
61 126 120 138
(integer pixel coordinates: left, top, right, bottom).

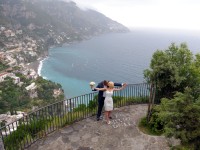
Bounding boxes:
113 83 127 91
95 88 107 91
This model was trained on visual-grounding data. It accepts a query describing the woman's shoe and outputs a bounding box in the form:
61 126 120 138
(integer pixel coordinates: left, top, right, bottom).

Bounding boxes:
107 120 111 124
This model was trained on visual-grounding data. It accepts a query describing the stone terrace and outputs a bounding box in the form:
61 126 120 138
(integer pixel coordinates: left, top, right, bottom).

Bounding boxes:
26 104 171 150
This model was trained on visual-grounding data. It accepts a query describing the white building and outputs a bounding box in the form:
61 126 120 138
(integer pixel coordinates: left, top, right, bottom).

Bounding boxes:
25 82 37 98
0 72 10 82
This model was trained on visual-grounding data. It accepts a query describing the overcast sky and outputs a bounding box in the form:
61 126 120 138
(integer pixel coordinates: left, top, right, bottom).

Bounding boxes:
70 0 200 31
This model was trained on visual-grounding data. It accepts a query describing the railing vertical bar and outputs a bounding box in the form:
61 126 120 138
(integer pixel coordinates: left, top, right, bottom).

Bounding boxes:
82 95 85 118
20 117 25 148
62 101 65 126
85 95 87 118
26 115 32 146
45 107 48 135
21 117 29 147
139 84 141 102
60 102 62 127
58 102 61 127
50 105 54 131
52 104 55 131
77 97 80 119
142 83 144 101
33 112 37 140
51 105 53 130
80 96 82 119
86 94 89 117
69 99 72 123
129 85 131 104
45 107 48 133
132 84 134 103
141 83 144 101
49 106 52 132
67 99 69 124
82 95 87 118
81 95 83 119
10 123 16 149
37 110 41 138
0 128 5 150
66 99 69 124
63 100 65 126
60 102 63 127
83 95 85 118
89 93 92 115
56 103 59 129
73 97 76 121
134 84 136 101
63 100 66 125
79 96 81 119
3 126 7 139
124 86 127 105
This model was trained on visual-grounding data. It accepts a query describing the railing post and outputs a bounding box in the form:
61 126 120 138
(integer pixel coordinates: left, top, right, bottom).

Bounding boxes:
69 99 72 122
0 131 5 150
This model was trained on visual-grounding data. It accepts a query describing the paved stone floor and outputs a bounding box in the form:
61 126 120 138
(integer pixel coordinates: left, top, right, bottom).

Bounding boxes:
26 104 171 150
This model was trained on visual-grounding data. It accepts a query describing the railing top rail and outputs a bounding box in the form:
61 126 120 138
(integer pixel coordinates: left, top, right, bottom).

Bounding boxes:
28 83 149 112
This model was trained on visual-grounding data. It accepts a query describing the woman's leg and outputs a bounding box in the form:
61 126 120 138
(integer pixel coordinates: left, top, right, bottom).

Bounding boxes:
107 111 111 124
108 111 110 118
105 111 108 123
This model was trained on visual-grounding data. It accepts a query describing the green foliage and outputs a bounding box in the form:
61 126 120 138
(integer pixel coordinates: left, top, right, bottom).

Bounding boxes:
88 95 98 110
0 75 64 114
113 96 149 107
144 43 200 101
0 61 8 71
139 117 162 136
73 104 87 112
0 77 23 114
36 77 63 101
149 89 200 146
3 118 48 150
144 43 200 147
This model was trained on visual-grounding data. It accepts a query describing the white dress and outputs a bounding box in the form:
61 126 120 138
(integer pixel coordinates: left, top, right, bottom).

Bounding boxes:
104 90 113 111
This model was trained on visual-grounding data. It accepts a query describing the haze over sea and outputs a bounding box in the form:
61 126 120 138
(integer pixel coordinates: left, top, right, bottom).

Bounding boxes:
39 28 200 98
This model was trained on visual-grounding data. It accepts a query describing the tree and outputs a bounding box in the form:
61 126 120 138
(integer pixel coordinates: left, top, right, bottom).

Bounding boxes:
144 43 200 101
144 43 200 148
149 88 200 148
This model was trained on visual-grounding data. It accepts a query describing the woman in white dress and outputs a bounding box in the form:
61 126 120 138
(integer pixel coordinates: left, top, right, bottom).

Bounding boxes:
95 81 127 124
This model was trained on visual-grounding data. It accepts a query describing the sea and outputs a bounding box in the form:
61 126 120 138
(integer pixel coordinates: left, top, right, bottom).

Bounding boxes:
38 28 200 98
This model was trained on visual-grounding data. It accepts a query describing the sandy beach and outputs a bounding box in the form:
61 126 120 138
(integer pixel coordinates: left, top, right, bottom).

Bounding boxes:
27 60 40 72
26 54 48 75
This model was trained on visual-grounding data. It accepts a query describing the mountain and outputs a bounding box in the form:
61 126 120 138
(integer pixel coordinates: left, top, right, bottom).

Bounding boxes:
0 0 129 46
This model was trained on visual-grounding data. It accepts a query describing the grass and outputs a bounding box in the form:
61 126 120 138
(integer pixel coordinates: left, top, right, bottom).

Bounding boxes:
138 117 163 136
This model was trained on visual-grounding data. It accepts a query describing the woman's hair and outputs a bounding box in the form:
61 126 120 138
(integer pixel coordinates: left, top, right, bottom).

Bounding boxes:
108 81 114 88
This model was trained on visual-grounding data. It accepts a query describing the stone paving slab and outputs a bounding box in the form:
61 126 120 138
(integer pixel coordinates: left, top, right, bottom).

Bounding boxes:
26 104 171 150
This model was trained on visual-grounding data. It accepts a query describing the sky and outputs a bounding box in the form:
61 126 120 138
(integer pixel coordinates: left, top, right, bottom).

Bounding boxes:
69 0 200 31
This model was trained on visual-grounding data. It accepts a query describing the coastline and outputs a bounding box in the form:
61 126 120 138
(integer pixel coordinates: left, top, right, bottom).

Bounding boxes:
26 54 48 76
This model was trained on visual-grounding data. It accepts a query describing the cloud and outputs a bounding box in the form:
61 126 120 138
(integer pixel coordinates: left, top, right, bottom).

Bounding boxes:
64 0 200 30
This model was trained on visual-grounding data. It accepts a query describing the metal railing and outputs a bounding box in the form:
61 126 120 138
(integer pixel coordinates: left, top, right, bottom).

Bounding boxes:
0 83 151 150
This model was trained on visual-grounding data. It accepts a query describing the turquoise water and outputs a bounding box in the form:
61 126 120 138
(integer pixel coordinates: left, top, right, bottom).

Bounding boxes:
40 28 200 98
